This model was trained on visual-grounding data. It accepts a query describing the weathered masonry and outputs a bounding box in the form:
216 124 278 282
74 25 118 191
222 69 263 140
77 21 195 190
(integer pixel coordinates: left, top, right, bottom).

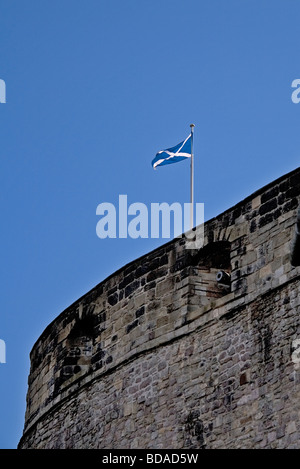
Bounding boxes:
19 167 300 449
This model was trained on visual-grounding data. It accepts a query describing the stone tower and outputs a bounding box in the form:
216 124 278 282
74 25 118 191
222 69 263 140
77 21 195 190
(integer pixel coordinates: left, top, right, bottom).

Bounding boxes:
19 167 300 449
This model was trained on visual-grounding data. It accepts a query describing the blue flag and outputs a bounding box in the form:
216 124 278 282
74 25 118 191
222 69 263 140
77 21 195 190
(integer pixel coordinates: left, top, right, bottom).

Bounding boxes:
152 133 192 169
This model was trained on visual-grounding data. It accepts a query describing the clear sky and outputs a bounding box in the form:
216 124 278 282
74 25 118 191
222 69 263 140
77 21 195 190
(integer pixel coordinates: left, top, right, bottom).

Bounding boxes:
1 0 300 449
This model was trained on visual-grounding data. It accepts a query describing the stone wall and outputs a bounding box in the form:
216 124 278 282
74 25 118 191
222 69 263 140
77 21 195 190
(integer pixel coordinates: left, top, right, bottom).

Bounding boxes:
19 167 300 449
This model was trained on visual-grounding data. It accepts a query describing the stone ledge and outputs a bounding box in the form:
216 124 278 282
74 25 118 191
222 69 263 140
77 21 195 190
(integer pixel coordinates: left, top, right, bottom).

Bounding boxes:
21 270 300 443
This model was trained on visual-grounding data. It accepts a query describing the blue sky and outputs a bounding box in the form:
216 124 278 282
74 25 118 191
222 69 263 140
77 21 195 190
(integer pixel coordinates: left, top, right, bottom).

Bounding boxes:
1 0 300 448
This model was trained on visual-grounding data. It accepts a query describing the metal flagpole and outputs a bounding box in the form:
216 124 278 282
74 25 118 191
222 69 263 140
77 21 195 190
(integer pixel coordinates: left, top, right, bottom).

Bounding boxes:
190 124 195 230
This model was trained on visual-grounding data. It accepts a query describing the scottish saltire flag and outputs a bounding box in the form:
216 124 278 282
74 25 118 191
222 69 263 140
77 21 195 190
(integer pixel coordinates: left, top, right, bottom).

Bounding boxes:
152 133 192 169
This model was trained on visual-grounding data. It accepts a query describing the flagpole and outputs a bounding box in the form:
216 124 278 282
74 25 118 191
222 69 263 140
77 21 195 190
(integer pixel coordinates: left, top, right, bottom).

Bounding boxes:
190 124 195 230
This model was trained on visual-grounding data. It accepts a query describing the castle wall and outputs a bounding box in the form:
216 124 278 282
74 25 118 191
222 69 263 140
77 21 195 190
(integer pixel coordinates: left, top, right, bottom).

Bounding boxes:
19 168 300 449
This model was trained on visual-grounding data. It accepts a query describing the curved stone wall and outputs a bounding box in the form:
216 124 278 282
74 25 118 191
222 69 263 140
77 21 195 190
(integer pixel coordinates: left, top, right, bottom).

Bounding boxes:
19 167 300 449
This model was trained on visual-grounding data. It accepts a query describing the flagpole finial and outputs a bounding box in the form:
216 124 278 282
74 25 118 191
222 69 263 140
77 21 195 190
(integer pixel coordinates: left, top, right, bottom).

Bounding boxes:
190 123 195 128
